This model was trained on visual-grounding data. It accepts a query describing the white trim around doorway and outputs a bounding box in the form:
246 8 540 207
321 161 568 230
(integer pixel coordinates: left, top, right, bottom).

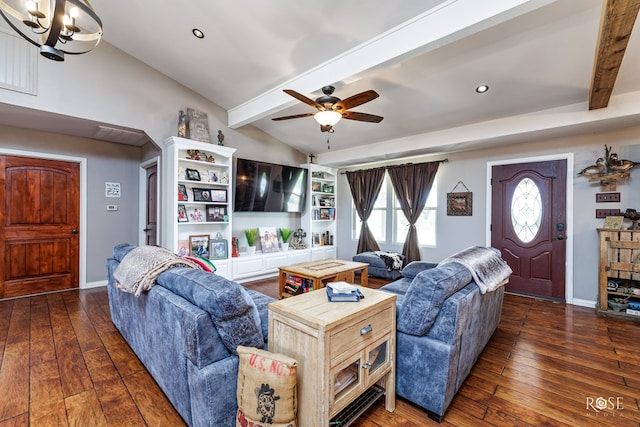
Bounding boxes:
485 153 575 305
139 156 161 246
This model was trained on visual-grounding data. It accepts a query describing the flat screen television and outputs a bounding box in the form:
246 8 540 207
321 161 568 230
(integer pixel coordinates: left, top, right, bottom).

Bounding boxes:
234 158 308 213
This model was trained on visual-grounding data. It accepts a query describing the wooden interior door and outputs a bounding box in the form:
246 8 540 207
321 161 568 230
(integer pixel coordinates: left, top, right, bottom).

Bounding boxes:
145 164 158 246
0 155 80 299
491 160 567 300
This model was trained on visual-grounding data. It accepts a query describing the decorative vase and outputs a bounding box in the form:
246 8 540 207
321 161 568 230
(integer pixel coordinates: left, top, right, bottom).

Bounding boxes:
247 246 256 256
281 242 289 252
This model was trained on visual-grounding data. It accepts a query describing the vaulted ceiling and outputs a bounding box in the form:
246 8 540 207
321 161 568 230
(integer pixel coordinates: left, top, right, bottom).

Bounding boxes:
5 0 640 166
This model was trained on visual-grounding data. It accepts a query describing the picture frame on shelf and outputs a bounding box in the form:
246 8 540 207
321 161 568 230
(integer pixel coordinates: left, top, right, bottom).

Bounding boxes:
186 168 201 181
210 237 228 260
177 204 189 222
178 184 188 201
187 108 211 143
177 240 189 256
192 188 212 202
187 207 205 222
312 181 321 192
206 205 226 222
208 170 219 183
259 227 280 253
210 189 228 203
603 215 623 229
189 234 210 257
219 171 229 184
322 184 334 194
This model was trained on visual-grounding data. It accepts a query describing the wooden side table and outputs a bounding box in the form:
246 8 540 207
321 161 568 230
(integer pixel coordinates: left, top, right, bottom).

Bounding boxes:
278 258 368 298
268 286 396 426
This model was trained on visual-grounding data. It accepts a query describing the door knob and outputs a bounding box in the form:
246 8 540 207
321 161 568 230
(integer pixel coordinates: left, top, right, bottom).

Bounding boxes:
71 229 78 234
557 234 564 240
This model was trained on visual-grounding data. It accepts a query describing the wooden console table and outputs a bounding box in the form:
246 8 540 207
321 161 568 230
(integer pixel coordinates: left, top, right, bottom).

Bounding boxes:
268 287 396 426
278 258 368 298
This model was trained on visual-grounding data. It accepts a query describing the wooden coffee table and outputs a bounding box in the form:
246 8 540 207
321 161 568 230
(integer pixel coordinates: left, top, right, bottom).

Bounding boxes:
278 259 368 298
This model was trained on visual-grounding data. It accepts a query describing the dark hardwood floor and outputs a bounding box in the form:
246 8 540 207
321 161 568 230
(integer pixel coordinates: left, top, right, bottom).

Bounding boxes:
1 277 639 426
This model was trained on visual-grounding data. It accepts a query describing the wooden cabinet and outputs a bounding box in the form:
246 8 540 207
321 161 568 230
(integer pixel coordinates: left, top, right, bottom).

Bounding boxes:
268 287 396 426
597 229 640 321
301 164 337 259
163 137 236 278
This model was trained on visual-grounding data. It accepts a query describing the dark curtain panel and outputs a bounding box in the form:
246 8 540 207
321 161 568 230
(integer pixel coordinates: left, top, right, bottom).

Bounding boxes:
346 167 386 253
388 162 440 264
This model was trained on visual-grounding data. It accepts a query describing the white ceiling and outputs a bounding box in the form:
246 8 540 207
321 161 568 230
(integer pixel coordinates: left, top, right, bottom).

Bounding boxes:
5 0 640 166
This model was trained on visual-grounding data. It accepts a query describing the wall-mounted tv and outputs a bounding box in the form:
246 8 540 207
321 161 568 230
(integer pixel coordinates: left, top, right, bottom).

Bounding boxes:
234 158 308 213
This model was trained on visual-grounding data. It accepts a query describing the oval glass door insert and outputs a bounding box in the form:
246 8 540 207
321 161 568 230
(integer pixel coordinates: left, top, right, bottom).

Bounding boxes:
511 178 542 243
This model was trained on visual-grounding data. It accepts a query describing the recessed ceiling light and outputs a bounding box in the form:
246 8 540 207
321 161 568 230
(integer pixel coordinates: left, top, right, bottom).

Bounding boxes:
192 28 204 39
476 85 489 94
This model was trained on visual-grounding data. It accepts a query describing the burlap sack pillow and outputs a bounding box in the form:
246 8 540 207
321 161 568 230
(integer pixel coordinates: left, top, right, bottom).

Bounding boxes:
236 346 297 427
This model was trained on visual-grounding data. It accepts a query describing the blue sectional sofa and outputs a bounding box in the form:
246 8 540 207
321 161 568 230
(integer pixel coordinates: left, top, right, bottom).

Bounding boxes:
106 244 275 427
380 257 506 421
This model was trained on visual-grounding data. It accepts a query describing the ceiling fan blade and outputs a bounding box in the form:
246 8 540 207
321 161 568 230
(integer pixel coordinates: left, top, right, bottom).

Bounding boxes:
283 89 323 109
334 90 379 111
272 113 315 121
342 111 384 123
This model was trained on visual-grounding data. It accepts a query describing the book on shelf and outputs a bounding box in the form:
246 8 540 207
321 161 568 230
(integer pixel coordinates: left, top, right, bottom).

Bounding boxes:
326 282 363 302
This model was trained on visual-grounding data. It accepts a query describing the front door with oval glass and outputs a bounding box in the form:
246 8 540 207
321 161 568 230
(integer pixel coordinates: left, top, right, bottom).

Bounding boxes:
491 160 567 300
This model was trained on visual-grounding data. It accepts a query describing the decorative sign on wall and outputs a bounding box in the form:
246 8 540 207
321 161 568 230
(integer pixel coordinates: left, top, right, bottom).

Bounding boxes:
105 182 121 198
447 181 472 216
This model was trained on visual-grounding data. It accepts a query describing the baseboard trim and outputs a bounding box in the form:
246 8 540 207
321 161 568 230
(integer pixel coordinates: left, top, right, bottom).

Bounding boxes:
83 280 108 290
570 298 596 309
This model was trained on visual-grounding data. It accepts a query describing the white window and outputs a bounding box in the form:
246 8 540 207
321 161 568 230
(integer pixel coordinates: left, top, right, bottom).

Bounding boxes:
352 175 437 246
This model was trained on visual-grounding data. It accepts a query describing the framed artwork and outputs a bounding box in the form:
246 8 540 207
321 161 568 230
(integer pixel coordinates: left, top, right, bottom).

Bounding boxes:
259 227 280 253
312 181 321 192
186 168 201 181
178 184 188 201
210 238 228 260
177 204 189 222
210 189 228 203
206 205 226 222
192 188 212 202
603 215 623 229
187 207 205 222
177 240 189 256
189 234 210 257
187 108 211 143
322 183 334 194
447 192 472 216
219 171 229 184
208 170 219 183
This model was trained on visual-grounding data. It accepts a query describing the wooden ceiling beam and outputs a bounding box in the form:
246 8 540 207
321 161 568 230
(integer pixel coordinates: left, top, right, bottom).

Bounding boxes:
589 0 640 110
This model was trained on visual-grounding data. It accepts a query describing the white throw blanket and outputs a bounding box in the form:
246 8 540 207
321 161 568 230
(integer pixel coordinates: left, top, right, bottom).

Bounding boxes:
114 246 202 296
374 251 403 271
438 246 512 294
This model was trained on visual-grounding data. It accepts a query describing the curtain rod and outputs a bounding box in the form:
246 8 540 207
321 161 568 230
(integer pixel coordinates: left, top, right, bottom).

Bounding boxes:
339 158 448 174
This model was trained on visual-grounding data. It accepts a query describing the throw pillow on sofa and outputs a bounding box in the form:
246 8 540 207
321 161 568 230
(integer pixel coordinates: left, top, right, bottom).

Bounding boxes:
236 346 297 427
397 263 473 336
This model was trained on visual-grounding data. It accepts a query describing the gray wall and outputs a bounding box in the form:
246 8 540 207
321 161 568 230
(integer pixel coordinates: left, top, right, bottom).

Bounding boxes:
0 39 308 285
0 124 141 283
336 125 640 304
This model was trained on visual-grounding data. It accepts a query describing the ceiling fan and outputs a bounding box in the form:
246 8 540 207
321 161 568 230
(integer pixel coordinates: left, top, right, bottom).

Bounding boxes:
272 85 383 133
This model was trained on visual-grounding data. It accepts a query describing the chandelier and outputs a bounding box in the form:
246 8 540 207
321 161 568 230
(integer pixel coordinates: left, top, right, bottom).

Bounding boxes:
0 0 102 61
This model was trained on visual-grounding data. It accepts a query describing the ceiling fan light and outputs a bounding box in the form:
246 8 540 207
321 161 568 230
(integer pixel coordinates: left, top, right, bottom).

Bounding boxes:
314 110 342 126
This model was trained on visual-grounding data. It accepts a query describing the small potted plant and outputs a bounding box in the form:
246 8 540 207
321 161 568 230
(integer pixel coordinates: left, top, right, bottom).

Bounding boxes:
279 228 294 251
244 228 259 255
